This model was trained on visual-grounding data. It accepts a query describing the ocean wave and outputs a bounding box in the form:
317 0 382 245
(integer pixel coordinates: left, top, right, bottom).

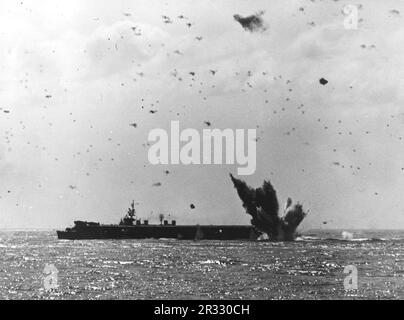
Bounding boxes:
199 260 227 266
296 236 403 243
295 235 321 241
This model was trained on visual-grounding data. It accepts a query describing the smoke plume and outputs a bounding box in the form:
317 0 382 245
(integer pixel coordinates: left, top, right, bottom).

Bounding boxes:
230 174 307 241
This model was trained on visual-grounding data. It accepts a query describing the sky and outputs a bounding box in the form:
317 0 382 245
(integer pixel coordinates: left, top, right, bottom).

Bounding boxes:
1 0 404 229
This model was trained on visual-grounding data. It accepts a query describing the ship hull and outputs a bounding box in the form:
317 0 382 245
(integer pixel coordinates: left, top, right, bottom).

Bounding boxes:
57 225 258 240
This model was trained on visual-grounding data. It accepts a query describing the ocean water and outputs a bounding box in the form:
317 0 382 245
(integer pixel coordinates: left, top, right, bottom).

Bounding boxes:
0 229 403 300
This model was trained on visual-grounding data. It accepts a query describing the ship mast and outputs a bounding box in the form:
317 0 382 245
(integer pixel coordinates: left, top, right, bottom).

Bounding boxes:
119 200 137 226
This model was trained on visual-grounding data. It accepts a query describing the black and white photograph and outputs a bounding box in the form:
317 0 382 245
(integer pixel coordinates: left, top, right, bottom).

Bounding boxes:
0 0 403 304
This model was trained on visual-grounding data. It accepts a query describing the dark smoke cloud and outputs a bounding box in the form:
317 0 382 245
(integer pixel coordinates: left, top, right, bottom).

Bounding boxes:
233 11 267 33
230 174 307 241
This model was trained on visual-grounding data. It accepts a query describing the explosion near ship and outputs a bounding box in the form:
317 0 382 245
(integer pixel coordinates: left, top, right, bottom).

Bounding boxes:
57 175 307 241
230 174 307 241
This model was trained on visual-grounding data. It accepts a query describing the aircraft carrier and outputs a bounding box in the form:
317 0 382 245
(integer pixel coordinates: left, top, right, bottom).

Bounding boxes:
57 201 259 240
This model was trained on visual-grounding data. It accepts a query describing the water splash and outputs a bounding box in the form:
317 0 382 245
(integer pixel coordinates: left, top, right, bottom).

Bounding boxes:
342 231 354 240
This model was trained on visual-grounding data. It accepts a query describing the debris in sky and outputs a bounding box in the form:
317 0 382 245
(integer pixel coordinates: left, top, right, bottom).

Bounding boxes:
319 78 328 85
233 11 267 32
152 182 162 187
162 15 172 24
389 9 400 16
190 204 195 209
129 123 137 128
204 121 211 126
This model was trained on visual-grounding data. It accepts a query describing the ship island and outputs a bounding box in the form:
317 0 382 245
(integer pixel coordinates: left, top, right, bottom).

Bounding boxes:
57 201 259 240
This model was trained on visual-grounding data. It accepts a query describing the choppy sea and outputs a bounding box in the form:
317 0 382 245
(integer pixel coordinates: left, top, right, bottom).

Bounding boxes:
0 229 402 300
